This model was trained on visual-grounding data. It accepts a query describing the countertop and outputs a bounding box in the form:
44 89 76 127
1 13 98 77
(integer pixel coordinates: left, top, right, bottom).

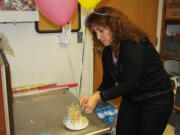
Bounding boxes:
13 88 110 135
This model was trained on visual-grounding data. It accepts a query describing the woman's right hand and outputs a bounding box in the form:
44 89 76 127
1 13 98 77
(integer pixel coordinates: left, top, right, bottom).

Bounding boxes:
80 91 101 113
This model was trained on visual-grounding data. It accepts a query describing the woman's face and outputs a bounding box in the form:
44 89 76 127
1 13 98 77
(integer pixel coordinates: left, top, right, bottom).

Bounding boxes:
92 25 113 46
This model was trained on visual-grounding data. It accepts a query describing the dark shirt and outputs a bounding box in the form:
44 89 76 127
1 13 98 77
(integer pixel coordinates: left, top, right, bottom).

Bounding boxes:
99 39 172 102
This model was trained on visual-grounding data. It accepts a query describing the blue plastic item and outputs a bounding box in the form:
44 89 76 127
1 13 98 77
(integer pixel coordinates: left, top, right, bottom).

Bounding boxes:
94 102 118 135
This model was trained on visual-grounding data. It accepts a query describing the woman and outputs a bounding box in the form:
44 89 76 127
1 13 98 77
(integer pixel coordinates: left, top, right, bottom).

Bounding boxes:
80 7 174 135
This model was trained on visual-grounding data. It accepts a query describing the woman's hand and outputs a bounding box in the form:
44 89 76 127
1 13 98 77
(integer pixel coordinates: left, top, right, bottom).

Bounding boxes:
80 91 101 113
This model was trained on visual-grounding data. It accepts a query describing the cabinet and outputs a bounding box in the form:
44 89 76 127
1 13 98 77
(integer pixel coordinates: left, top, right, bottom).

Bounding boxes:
160 0 180 111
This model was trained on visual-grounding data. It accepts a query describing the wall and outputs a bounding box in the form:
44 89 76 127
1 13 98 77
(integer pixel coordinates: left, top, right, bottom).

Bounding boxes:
0 7 93 98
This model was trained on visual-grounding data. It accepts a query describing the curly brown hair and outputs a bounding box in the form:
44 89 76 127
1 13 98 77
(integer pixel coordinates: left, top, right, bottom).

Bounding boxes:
87 7 148 58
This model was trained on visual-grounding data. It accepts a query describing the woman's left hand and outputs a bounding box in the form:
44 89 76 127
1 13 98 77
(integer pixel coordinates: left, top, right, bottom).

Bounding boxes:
80 91 101 113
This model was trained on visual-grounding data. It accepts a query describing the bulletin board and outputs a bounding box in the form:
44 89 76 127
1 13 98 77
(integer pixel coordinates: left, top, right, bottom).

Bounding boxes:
35 4 81 33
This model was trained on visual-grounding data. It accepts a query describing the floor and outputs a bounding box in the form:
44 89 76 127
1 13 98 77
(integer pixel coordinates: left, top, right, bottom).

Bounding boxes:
163 124 175 135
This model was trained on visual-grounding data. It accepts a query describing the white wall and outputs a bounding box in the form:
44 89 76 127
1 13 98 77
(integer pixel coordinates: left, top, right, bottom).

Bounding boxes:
0 7 93 98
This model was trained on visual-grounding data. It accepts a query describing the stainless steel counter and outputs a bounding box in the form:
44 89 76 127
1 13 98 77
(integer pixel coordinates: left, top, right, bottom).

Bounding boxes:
13 89 110 135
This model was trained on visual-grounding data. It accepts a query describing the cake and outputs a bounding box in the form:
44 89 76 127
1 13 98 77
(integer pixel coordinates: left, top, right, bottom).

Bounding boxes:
63 104 88 130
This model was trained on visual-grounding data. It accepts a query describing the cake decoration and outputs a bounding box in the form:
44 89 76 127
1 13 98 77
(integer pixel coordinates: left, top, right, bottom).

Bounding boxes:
63 103 88 130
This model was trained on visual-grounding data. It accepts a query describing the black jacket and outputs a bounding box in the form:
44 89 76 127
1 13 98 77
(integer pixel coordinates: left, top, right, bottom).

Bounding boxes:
99 39 172 102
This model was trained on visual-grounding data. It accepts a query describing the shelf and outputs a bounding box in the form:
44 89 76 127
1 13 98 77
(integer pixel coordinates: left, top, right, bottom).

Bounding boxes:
166 0 180 8
166 4 180 8
165 19 180 22
160 0 180 63
174 105 180 111
162 55 180 61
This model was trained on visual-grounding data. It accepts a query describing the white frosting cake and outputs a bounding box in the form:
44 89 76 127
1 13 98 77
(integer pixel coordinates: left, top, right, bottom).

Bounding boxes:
63 104 88 130
64 116 88 130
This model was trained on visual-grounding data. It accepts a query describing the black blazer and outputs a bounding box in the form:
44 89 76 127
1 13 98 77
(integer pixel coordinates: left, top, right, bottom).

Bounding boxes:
99 39 172 102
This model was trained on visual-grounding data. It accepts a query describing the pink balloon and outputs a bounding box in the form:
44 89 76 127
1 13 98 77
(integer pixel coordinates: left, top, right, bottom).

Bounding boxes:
34 0 78 26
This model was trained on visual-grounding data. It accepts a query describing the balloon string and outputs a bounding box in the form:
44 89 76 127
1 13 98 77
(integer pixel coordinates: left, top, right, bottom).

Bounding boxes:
62 26 78 96
79 10 89 98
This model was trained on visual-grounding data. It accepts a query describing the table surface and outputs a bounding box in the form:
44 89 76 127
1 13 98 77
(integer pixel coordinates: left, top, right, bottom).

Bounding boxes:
13 89 110 135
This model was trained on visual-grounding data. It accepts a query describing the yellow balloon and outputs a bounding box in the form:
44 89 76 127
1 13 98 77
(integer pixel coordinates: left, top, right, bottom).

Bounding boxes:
78 0 102 9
